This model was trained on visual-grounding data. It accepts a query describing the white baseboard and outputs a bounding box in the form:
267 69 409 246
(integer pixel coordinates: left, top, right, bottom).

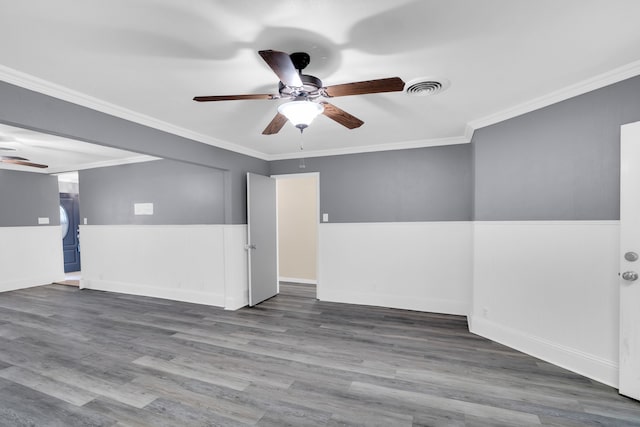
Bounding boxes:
80 279 225 307
279 277 317 285
321 289 470 316
470 316 618 388
1 276 64 293
223 297 248 311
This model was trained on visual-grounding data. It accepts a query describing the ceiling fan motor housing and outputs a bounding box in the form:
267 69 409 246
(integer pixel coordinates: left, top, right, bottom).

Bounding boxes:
279 74 323 98
290 52 311 71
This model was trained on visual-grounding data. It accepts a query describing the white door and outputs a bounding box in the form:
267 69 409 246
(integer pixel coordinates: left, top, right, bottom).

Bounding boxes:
619 120 640 400
247 173 278 306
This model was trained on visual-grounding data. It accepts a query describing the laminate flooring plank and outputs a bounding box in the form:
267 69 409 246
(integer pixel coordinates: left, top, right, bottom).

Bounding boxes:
82 397 178 427
394 367 585 410
38 366 158 409
132 355 250 391
0 365 98 406
144 397 251 427
170 355 294 389
130 374 265 424
0 382 115 427
348 381 542 425
249 381 415 427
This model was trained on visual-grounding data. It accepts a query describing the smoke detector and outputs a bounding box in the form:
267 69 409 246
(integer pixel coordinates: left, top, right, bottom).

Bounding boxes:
405 77 450 96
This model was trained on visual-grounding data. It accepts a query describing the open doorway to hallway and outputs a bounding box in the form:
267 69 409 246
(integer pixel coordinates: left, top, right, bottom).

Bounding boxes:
57 172 81 286
275 173 319 298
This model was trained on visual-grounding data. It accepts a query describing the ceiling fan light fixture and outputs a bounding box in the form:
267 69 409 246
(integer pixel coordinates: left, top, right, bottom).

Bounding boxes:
277 100 324 132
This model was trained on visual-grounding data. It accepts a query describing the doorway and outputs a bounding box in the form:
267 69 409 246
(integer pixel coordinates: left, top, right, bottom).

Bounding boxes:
274 173 319 297
58 172 81 284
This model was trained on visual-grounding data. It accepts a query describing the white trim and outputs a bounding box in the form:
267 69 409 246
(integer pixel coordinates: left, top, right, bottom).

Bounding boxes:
0 226 65 292
79 224 247 309
278 277 317 285
223 225 249 311
80 279 225 307
474 220 620 226
319 221 472 315
266 136 470 160
470 316 618 388
472 220 620 388
272 172 320 180
1 276 61 293
46 155 160 174
468 59 640 131
323 289 470 315
0 65 268 161
4 60 640 159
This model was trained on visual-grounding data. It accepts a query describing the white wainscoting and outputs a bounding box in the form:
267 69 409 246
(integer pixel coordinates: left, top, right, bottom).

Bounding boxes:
80 225 248 309
318 222 473 315
0 226 64 292
470 221 620 387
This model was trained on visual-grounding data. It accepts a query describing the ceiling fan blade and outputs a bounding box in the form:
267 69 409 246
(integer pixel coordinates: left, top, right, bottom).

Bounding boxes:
262 113 288 135
1 155 29 161
320 102 364 129
193 94 276 102
1 159 48 168
258 50 303 88
324 77 405 97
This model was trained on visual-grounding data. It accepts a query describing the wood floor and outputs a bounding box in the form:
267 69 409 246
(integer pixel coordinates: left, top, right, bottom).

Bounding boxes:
0 283 638 426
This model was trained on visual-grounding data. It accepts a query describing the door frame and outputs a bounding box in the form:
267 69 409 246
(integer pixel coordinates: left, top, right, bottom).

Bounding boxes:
272 172 321 297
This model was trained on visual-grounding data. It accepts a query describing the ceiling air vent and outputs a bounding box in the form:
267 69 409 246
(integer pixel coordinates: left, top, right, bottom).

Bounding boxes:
405 77 450 96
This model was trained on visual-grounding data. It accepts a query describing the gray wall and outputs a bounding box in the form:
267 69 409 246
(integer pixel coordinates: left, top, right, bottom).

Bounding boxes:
473 74 640 221
0 81 268 224
270 144 473 222
80 159 226 225
0 169 59 227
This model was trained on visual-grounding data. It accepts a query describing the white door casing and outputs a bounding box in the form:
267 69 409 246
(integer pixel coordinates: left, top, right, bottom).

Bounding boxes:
619 120 640 400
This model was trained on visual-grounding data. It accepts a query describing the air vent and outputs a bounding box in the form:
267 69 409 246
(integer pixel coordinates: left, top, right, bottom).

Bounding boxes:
405 77 450 96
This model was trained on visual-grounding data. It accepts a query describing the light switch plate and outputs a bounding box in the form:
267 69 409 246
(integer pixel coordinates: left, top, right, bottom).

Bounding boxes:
322 213 329 222
38 217 50 225
134 203 154 215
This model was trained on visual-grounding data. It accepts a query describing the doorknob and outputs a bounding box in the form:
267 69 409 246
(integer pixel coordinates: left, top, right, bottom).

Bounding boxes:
245 244 256 250
622 271 638 281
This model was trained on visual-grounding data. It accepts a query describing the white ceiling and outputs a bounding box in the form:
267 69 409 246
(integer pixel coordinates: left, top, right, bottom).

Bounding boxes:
2 0 640 160
0 123 156 174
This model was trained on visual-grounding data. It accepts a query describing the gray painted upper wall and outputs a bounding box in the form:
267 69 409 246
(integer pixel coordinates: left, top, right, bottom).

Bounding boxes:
0 169 59 227
473 74 640 221
79 159 226 225
0 81 268 224
270 144 473 222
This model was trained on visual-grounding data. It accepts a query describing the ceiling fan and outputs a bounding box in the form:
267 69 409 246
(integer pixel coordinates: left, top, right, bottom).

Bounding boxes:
0 148 48 169
193 50 405 134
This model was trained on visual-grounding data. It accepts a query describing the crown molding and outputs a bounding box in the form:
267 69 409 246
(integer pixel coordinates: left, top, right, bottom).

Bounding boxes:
265 135 470 161
46 155 160 175
0 65 269 161
3 59 640 162
468 59 640 132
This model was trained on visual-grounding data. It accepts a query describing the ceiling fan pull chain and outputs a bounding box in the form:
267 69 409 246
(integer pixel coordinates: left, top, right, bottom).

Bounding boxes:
299 133 306 169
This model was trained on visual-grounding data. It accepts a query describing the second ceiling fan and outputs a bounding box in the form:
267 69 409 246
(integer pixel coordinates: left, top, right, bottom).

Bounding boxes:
193 50 405 134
